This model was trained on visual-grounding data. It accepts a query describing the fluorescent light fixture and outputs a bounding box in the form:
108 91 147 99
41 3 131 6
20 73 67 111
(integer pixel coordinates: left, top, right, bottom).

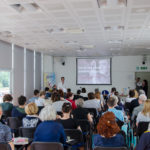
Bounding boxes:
64 41 78 44
110 48 121 51
108 40 122 44
64 28 84 34
97 0 127 8
82 45 95 48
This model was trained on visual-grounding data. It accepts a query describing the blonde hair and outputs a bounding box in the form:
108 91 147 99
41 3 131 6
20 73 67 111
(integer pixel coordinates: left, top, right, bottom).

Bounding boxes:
95 92 100 100
40 91 45 97
134 89 139 99
25 103 38 115
39 105 56 121
142 100 150 116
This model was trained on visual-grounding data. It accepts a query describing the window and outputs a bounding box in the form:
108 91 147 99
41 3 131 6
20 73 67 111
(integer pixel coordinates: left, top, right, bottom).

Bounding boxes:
0 71 11 103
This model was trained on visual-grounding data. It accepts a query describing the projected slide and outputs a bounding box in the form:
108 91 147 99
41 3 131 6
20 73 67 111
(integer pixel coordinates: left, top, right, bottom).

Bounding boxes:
77 58 111 85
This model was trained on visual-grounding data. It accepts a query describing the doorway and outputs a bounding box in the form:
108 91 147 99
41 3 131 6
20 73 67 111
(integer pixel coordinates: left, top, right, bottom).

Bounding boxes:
135 72 150 98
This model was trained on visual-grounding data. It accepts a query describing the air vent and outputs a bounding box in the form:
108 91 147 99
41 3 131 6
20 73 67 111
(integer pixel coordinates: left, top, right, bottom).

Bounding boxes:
97 0 127 8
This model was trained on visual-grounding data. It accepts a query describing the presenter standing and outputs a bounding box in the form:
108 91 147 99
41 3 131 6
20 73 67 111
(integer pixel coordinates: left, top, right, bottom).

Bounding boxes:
58 77 67 93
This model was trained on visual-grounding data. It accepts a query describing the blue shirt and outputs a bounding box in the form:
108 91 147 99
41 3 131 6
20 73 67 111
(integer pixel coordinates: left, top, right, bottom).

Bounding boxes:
28 97 38 103
108 108 124 122
34 121 66 144
93 134 125 147
0 122 12 143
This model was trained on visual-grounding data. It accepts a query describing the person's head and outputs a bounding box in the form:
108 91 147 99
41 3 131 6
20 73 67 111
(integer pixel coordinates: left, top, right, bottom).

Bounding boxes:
81 88 86 93
25 103 38 115
39 105 56 121
53 84 57 89
39 91 45 98
18 95 26 106
3 94 13 102
75 98 84 108
66 92 74 100
139 89 145 95
67 88 71 93
58 89 64 98
142 100 150 117
111 87 116 93
34 89 39 97
95 92 100 100
138 94 147 104
77 90 81 95
45 87 49 92
136 77 140 82
142 80 148 87
88 92 95 100
51 92 60 102
97 112 120 138
95 88 99 93
114 91 119 96
107 96 117 108
62 102 72 113
0 106 2 118
134 89 139 99
61 77 65 83
129 89 135 98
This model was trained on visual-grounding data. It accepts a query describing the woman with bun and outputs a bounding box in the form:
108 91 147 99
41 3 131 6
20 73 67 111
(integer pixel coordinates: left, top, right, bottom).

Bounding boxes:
93 112 125 147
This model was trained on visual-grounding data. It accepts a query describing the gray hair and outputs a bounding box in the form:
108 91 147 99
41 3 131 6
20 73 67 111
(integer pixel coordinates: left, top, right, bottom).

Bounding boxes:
75 98 84 107
110 95 118 105
39 105 56 121
139 94 147 101
139 90 145 95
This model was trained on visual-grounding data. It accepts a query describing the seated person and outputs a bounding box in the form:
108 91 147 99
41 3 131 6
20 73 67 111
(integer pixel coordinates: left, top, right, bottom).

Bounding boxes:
0 94 13 118
83 92 101 111
72 98 93 123
136 100 150 126
45 87 51 99
93 112 125 147
107 96 124 122
66 92 77 110
35 91 45 107
131 94 147 121
57 103 81 130
74 90 83 100
0 106 14 150
28 89 39 104
11 95 26 120
22 103 41 127
80 88 87 97
34 105 66 144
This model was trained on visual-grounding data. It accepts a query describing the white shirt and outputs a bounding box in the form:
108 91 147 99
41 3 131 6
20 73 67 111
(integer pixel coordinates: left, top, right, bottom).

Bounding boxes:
125 97 136 103
80 93 87 97
58 82 66 93
83 99 101 110
35 97 45 107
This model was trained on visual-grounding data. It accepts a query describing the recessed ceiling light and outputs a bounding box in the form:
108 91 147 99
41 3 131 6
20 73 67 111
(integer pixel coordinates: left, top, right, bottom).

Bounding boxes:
64 28 84 34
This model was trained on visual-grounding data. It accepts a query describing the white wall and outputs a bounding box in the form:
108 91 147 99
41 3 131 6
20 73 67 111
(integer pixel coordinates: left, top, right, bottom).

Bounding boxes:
43 55 53 73
53 56 150 94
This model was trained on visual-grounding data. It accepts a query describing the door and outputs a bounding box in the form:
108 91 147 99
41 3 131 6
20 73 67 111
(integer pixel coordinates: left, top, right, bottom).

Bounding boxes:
135 72 150 98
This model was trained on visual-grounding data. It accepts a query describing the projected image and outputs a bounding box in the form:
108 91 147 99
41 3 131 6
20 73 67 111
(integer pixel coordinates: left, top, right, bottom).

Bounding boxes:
77 58 111 84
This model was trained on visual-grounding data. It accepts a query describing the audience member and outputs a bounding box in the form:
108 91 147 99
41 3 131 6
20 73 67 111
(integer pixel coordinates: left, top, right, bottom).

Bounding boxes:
93 112 125 147
58 77 67 93
12 95 26 120
66 92 77 110
28 89 39 103
34 105 66 144
125 89 136 103
83 92 101 111
110 87 116 96
22 103 40 127
107 96 124 122
95 92 103 108
45 87 51 99
74 90 83 100
57 103 81 130
0 106 14 150
73 98 93 123
80 88 87 97
0 94 13 117
35 91 45 107
136 100 150 125
131 94 147 121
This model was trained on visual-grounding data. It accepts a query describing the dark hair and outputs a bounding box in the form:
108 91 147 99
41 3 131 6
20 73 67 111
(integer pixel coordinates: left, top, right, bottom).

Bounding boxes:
62 102 72 113
45 87 49 92
66 92 73 99
67 88 71 93
88 92 95 100
61 77 64 80
129 89 135 98
95 88 99 93
18 95 26 106
51 92 60 102
97 112 120 138
111 87 116 93
3 94 13 102
77 90 81 95
143 80 148 87
58 89 64 98
34 89 39 96
107 97 116 107
82 88 86 93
